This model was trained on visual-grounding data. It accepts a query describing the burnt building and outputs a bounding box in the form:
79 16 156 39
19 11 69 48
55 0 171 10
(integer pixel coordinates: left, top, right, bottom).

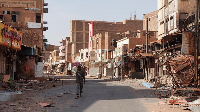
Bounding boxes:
0 0 48 79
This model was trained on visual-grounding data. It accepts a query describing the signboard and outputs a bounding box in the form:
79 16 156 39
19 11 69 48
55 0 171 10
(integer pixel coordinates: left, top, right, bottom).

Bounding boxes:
0 1 36 8
0 23 22 50
28 22 41 28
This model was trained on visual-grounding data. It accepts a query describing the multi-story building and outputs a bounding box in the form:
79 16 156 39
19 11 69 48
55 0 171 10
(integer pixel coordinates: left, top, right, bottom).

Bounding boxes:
143 10 158 32
158 0 196 40
156 0 197 78
48 50 60 74
43 44 59 74
70 19 143 63
113 30 158 78
0 0 48 79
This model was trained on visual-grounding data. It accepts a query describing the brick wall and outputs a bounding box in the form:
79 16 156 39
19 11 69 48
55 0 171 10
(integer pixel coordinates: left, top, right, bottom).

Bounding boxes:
143 10 158 31
70 19 143 60
0 0 44 50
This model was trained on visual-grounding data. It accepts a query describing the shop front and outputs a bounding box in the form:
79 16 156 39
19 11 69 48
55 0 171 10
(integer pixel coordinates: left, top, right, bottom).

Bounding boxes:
0 23 22 81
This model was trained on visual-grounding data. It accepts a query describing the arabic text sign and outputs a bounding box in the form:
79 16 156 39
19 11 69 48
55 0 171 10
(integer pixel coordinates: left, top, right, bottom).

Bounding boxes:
0 1 36 8
28 22 41 28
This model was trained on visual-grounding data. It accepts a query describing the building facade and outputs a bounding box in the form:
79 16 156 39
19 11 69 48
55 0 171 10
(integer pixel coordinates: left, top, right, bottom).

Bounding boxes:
0 0 48 79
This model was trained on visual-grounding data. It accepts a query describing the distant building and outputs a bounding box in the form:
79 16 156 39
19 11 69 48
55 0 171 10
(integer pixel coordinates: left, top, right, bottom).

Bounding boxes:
70 19 143 63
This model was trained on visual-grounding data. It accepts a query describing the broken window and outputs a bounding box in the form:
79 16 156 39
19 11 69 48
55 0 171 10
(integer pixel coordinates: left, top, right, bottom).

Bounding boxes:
12 15 17 22
36 13 41 23
3 11 10 15
0 15 4 22
97 38 99 45
81 53 83 59
86 52 88 58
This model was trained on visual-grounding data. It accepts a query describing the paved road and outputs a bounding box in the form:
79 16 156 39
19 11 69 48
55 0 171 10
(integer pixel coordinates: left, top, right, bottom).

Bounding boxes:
36 79 159 112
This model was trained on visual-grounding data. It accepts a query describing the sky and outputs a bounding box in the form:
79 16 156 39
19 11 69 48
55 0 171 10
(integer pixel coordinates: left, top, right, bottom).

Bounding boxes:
43 0 157 46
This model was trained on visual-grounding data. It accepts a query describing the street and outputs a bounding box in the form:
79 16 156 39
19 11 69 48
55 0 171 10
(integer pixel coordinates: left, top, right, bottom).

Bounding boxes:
41 79 156 112
0 77 190 112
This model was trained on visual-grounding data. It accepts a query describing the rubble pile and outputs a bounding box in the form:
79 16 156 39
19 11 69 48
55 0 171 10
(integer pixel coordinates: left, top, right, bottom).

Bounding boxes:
166 55 197 88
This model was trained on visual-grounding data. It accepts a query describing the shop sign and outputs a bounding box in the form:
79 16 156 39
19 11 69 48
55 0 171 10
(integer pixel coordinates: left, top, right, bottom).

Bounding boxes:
0 23 22 50
28 22 41 28
0 1 36 8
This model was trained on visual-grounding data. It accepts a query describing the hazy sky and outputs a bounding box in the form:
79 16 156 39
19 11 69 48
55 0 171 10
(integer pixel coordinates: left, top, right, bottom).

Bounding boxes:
43 0 157 46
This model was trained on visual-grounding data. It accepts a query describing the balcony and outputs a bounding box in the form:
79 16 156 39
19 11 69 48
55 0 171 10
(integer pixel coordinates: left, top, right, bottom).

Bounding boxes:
59 53 65 57
43 21 48 24
44 3 48 6
59 46 65 50
43 8 48 13
43 27 48 31
43 39 48 42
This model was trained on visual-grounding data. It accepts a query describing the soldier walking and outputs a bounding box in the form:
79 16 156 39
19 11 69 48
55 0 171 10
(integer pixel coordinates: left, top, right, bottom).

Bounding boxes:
76 66 84 98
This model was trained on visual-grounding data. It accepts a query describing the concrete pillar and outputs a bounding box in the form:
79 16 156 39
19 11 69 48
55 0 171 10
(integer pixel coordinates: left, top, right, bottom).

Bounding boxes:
159 65 163 77
107 50 108 60
116 67 118 78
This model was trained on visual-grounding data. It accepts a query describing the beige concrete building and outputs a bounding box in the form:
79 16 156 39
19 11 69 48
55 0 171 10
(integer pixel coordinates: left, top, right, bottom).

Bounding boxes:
143 10 158 32
157 0 196 40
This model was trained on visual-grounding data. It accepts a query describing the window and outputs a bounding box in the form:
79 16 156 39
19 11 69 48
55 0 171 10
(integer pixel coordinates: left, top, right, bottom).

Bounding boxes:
81 53 83 59
0 15 4 22
97 38 99 45
12 15 17 22
86 52 88 58
170 16 173 20
2 4 4 7
3 11 10 14
36 13 41 23
150 32 154 36
142 31 146 36
92 40 94 48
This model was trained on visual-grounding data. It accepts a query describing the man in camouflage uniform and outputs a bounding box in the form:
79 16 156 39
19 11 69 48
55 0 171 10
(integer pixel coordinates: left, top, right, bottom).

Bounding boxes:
76 66 84 97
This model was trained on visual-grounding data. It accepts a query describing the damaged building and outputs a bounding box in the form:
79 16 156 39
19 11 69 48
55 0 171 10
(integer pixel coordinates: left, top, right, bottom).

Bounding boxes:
0 0 48 80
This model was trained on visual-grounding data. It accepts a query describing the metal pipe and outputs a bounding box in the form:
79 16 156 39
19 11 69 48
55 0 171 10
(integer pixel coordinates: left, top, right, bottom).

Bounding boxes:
146 18 148 53
195 0 199 87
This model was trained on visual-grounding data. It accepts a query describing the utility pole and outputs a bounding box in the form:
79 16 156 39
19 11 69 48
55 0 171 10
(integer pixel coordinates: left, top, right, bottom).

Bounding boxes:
145 18 149 81
146 18 149 53
194 0 199 87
